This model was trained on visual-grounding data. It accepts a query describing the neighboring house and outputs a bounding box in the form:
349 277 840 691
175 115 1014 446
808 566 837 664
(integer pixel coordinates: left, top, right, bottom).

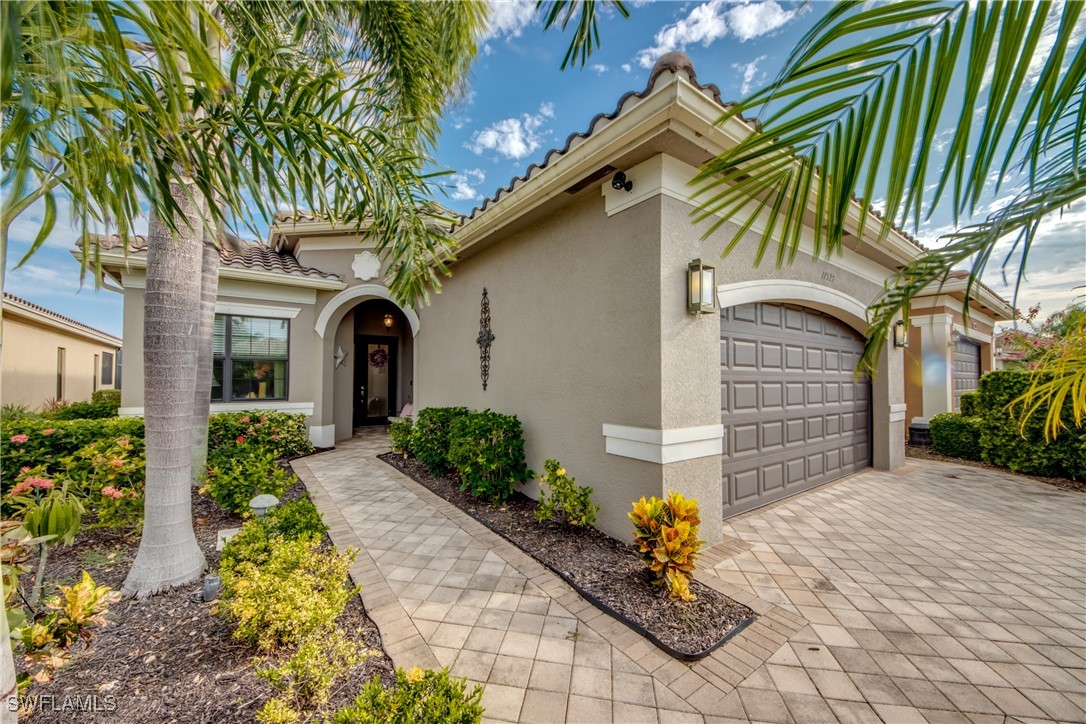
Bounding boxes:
88 53 929 543
1 293 122 409
903 272 1015 426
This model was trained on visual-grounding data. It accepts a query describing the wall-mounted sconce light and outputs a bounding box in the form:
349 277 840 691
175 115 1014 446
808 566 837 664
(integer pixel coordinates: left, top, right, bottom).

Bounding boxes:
687 259 716 314
611 171 633 193
893 320 908 348
383 314 394 330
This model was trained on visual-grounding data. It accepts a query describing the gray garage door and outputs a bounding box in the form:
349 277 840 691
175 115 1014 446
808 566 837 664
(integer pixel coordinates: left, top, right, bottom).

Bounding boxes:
953 337 981 410
721 302 871 518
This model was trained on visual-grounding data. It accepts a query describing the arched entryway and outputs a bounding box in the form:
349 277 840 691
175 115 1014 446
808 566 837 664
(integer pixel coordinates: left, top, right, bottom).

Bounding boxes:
350 300 413 427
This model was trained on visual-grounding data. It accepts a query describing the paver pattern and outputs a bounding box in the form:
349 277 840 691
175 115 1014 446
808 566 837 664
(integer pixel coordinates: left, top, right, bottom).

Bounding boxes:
294 431 1086 723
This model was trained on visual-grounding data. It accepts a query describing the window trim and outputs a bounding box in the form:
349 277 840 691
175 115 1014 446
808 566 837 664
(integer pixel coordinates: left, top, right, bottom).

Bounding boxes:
211 314 290 403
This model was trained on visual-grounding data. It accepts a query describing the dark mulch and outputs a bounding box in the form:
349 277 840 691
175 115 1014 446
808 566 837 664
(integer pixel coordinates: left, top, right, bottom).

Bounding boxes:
16 482 393 723
906 445 1086 493
379 453 753 658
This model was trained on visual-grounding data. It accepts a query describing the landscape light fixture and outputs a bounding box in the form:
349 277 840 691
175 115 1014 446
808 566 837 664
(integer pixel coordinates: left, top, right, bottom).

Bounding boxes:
611 171 633 192
249 494 280 518
383 314 394 330
893 320 908 348
687 259 716 315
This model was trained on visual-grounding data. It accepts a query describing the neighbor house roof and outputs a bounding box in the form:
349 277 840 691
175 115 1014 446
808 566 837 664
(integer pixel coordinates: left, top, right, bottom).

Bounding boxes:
77 234 346 291
911 270 1015 321
3 293 122 347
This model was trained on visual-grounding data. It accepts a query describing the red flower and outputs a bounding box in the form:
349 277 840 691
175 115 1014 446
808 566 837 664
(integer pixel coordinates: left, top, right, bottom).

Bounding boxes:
9 435 28 444
237 435 245 444
240 416 250 423
41 429 54 435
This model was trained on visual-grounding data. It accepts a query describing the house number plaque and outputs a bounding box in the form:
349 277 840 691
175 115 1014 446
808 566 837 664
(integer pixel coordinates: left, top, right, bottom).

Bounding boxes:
476 288 495 391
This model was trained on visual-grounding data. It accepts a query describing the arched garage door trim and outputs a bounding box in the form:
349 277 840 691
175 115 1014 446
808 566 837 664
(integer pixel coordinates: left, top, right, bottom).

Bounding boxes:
717 280 870 336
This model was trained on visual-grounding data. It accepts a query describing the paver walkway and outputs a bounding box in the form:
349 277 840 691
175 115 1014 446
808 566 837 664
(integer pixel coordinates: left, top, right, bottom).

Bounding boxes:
293 431 1086 723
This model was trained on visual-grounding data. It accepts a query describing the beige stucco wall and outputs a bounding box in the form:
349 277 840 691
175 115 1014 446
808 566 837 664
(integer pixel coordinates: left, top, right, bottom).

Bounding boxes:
415 193 665 540
2 313 118 409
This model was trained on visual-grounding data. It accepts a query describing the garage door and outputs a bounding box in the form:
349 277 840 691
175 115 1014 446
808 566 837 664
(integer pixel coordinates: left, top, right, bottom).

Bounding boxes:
953 337 981 410
721 302 871 518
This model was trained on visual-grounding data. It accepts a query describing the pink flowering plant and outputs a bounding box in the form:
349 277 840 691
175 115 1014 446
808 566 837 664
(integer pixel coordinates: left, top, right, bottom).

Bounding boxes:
207 411 313 460
70 438 145 530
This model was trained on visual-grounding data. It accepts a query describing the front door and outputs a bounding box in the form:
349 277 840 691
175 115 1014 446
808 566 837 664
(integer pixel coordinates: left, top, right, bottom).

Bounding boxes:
354 335 397 426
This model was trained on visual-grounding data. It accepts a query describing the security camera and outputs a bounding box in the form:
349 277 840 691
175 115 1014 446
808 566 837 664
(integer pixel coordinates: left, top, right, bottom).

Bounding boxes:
611 171 633 192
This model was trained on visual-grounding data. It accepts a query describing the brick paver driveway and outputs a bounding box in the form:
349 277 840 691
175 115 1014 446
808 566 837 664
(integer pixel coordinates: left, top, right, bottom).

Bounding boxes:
297 434 1085 723
712 460 1086 723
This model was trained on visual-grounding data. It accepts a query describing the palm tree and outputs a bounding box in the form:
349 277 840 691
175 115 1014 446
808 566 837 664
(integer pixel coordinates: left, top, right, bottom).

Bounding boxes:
692 1 1084 425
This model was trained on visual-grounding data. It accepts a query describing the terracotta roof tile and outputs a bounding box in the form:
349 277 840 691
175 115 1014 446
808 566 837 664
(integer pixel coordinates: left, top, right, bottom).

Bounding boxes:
3 293 122 344
86 234 340 282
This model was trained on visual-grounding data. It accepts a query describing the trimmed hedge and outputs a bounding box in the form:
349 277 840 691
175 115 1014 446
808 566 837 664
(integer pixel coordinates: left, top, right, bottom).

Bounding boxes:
929 413 982 460
447 410 532 501
2 417 145 490
48 389 122 420
411 407 469 476
959 391 980 417
976 371 1086 479
208 411 313 460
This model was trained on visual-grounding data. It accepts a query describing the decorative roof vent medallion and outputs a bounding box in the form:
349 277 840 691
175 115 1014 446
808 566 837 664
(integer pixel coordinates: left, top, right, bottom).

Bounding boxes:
351 251 381 281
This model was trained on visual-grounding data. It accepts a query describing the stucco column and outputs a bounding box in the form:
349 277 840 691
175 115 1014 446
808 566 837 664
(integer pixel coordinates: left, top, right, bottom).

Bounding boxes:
917 314 954 420
872 327 906 470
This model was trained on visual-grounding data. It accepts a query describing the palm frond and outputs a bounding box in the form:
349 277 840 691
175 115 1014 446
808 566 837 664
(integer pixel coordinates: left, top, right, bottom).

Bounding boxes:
1010 328 1086 440
538 0 630 70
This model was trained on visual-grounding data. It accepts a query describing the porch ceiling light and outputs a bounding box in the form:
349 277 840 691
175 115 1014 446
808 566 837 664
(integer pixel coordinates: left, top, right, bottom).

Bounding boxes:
687 259 716 315
383 314 394 330
893 320 908 348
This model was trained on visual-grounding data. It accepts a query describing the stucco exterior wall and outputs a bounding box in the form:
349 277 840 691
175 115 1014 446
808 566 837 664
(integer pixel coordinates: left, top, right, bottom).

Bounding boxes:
2 314 118 409
415 193 665 540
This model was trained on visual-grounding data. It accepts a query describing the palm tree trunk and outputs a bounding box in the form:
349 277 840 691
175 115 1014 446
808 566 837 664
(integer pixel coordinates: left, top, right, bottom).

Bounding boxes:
123 182 207 595
191 229 220 485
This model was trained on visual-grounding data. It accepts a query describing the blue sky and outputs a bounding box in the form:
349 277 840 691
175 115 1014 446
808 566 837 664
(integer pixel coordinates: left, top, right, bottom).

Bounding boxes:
5 0 1083 337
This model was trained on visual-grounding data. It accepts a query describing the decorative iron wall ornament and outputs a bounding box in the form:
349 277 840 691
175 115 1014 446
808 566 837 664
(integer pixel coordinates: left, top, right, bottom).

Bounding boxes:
476 287 495 390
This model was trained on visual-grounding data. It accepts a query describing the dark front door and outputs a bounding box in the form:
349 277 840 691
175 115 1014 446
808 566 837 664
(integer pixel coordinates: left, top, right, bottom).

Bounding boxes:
354 335 397 426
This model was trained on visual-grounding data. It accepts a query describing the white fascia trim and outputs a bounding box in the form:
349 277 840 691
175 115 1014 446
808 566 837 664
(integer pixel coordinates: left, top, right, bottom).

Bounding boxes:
308 424 336 448
716 280 871 334
952 323 990 344
889 403 908 423
215 301 301 319
315 284 420 339
602 423 724 464
120 401 314 417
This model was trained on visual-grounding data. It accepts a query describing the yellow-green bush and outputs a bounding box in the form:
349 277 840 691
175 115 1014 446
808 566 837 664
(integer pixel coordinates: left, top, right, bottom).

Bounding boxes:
535 460 598 527
218 537 358 651
629 491 703 602
257 628 373 710
331 667 483 724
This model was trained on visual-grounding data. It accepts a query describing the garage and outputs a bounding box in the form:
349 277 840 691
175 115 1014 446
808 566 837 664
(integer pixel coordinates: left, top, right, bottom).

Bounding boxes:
952 336 981 410
721 302 871 518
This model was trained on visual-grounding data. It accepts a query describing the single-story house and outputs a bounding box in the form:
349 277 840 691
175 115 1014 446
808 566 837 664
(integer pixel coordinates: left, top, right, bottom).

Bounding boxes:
1 293 122 409
904 272 1015 426
88 53 944 543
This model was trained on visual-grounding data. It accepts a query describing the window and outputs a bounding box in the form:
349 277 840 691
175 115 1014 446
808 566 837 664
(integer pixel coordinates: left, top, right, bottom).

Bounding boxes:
115 350 122 390
93 354 99 392
102 352 114 386
211 315 289 402
56 348 66 400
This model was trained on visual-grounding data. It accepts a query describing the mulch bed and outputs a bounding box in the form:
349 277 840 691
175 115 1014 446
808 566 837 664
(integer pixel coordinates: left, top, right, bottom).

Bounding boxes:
16 482 393 722
379 453 753 658
905 445 1086 493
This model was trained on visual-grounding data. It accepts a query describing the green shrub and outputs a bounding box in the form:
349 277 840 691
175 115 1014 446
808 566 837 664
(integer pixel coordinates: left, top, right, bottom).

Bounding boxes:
208 411 313 460
1 404 40 422
389 416 414 456
331 667 483 724
959 391 980 416
929 413 983 461
535 460 599 527
447 410 532 502
218 537 358 651
977 370 1086 479
2 417 144 493
47 390 121 420
411 407 470 476
257 628 372 709
219 498 328 576
204 448 296 514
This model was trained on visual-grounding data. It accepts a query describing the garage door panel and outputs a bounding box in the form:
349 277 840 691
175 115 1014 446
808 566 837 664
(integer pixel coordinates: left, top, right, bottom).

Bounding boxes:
721 302 871 518
953 338 981 410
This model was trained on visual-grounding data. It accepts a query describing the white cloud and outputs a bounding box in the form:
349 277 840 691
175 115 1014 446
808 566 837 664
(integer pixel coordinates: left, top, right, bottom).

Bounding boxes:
727 0 796 42
448 169 486 201
467 103 556 160
635 1 797 69
732 54 767 95
482 0 537 41
621 63 632 73
591 63 609 75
